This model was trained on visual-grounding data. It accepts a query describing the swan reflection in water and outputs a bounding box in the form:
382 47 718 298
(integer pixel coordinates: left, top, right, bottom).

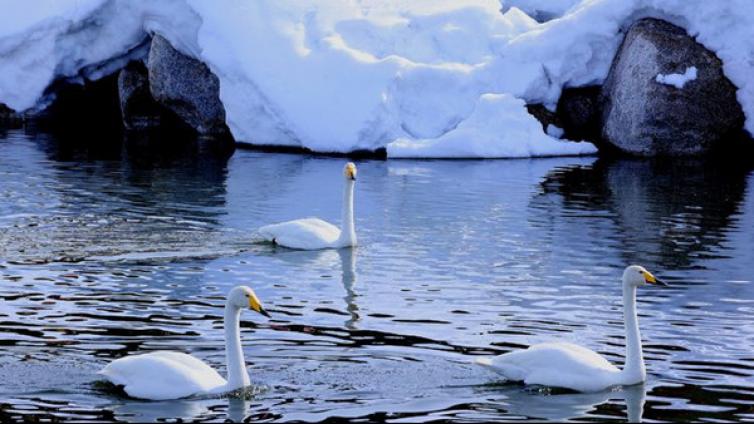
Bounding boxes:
109 397 250 422
482 382 646 422
339 247 359 330
260 245 361 330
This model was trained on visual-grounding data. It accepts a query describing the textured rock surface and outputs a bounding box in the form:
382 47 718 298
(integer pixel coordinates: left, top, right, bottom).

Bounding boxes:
557 85 601 143
147 34 228 136
117 61 162 131
601 18 744 156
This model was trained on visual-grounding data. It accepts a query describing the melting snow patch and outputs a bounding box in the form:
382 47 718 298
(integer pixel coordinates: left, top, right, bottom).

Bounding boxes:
546 124 565 138
656 66 698 89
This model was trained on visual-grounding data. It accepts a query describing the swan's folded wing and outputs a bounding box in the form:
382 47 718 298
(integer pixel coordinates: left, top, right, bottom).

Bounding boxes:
479 342 621 392
99 351 226 400
259 218 340 249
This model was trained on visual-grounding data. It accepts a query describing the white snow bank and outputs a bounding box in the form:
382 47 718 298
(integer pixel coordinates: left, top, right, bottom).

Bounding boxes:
388 94 596 158
655 66 697 89
0 0 753 158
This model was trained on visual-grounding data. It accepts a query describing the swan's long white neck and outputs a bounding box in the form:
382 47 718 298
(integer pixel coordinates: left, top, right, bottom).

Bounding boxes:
336 179 356 247
224 303 250 390
619 281 646 385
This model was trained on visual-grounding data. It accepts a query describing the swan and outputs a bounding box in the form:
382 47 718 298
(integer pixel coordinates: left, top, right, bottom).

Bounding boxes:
476 265 666 393
98 286 270 400
258 162 357 250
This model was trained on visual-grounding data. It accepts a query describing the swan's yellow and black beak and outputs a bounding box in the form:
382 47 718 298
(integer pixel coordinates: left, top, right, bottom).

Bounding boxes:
345 163 357 181
642 269 667 287
249 293 271 317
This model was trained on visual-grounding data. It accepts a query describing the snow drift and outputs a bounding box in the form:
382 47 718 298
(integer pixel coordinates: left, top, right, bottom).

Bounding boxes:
388 94 595 158
0 0 752 158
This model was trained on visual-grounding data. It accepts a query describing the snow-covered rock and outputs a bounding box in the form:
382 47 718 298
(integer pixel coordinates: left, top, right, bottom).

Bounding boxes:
147 34 227 136
601 18 743 156
0 0 753 158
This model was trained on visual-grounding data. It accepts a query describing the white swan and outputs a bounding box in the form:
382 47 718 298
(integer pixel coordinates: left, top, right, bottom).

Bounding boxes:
98 286 270 400
258 162 357 250
476 265 666 393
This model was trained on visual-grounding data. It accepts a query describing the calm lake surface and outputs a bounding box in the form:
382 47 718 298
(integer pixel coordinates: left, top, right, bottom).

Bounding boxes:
0 128 753 422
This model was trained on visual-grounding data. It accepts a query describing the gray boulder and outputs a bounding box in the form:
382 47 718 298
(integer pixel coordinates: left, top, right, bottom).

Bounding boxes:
117 61 162 131
601 18 744 156
147 34 228 136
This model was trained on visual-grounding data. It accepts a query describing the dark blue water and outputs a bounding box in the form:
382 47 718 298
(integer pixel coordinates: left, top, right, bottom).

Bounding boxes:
0 128 753 422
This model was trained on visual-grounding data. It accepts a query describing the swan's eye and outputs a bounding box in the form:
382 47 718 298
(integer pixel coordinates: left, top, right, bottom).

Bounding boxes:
245 293 249 298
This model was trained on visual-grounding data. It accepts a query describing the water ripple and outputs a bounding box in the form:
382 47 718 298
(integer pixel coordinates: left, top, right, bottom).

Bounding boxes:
0 131 753 422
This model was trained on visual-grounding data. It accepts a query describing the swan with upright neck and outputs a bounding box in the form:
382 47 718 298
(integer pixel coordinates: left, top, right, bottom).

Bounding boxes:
98 286 269 400
258 162 357 250
476 265 666 393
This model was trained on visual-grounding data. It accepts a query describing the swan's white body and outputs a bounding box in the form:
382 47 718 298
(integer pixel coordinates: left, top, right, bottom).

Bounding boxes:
99 286 268 400
259 163 357 250
98 351 227 400
476 342 623 392
260 217 344 250
476 265 665 393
